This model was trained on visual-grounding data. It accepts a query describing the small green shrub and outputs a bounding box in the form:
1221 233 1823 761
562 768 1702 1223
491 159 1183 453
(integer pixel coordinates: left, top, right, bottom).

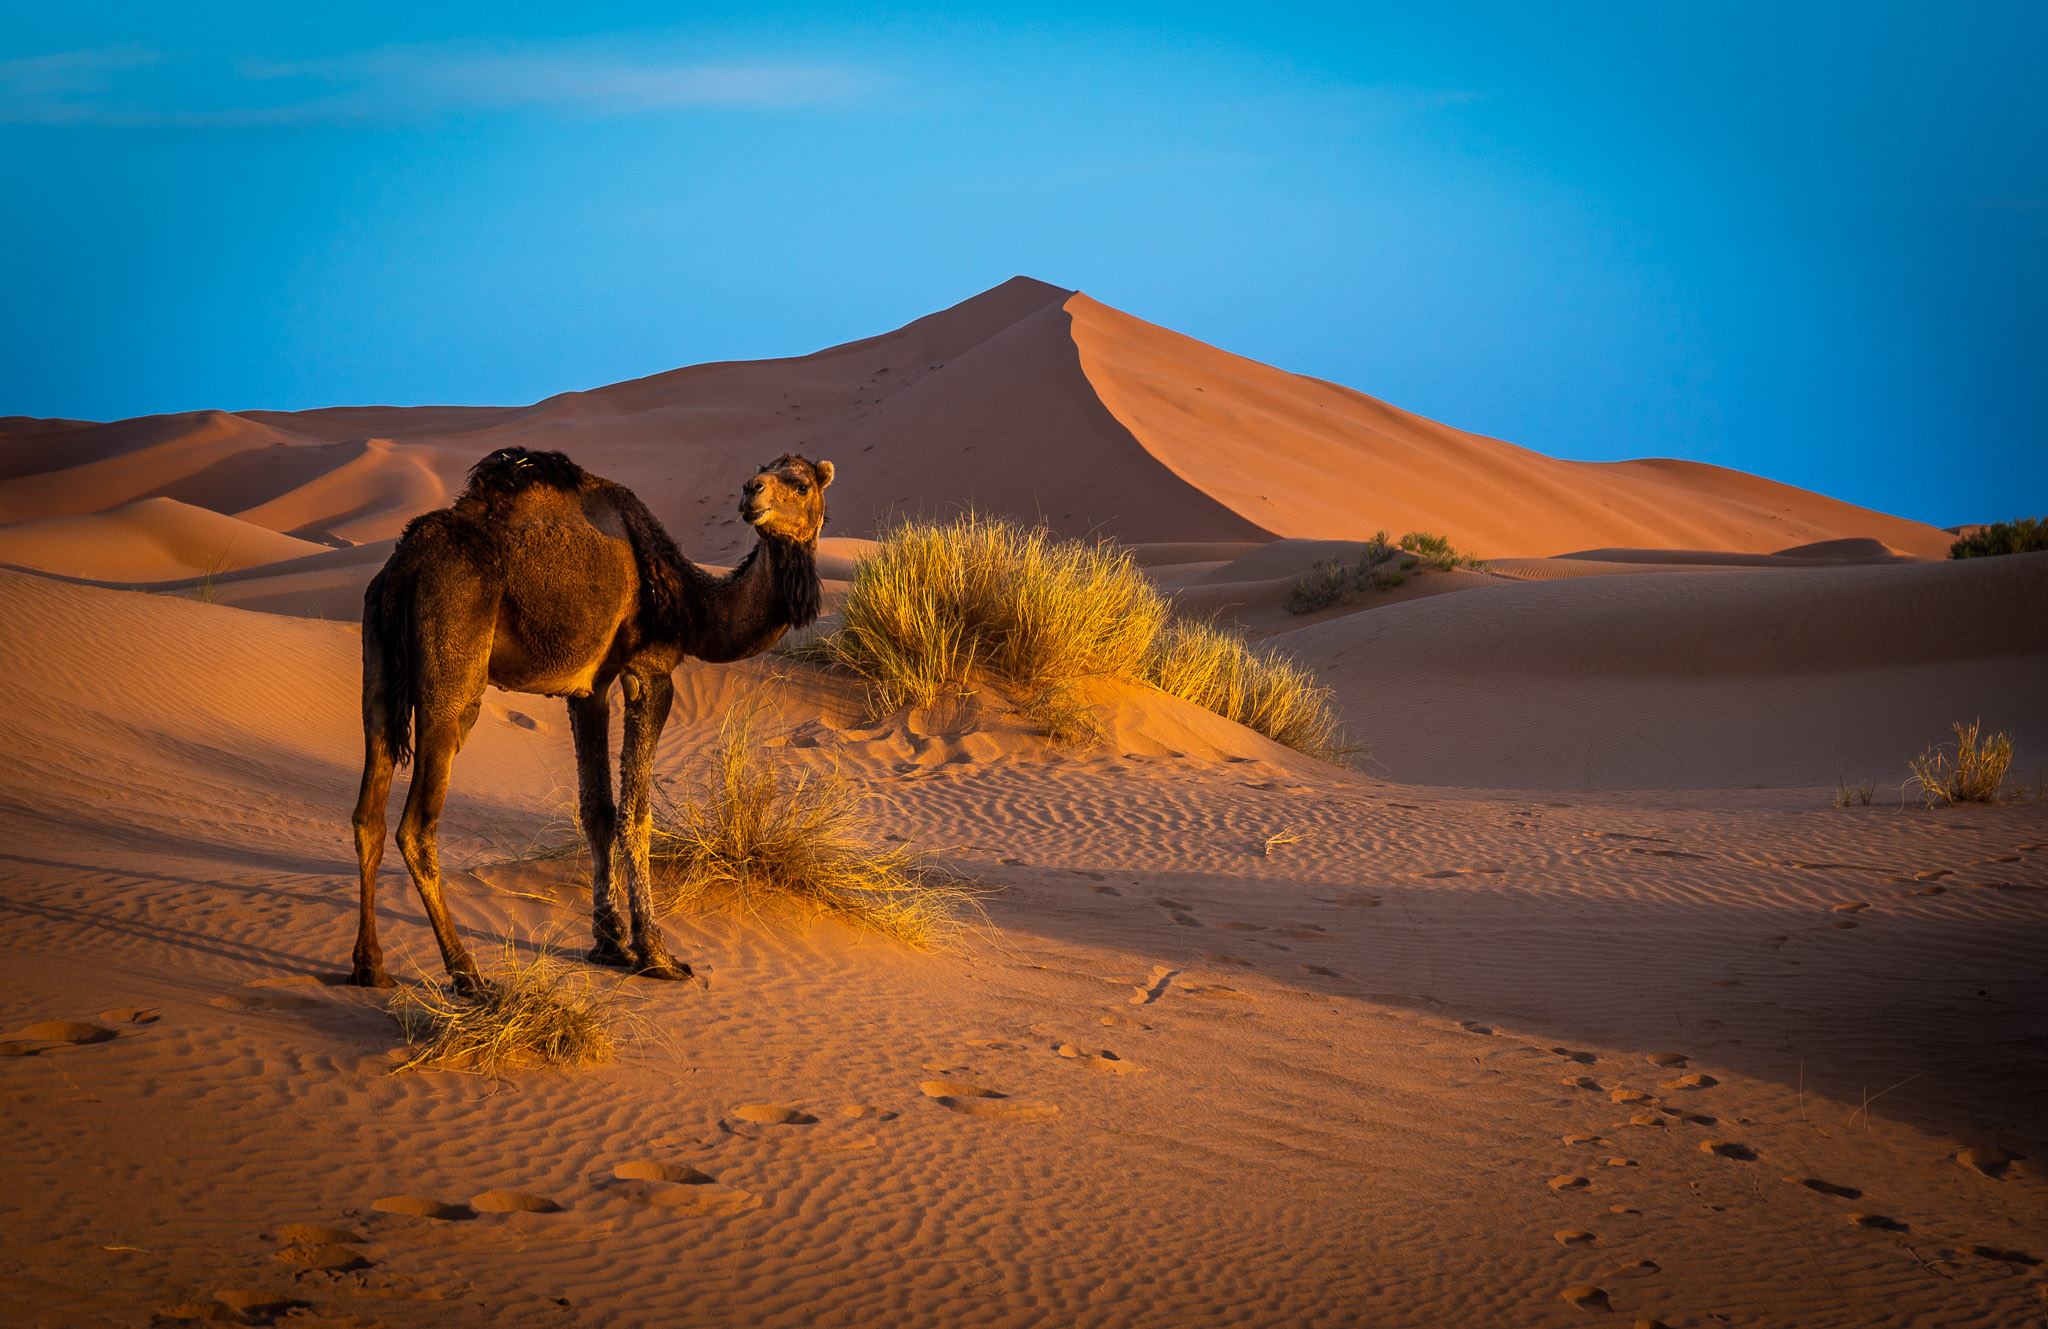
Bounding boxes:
1286 558 1354 614
1950 517 2047 559
1907 721 2015 806
1399 531 1485 572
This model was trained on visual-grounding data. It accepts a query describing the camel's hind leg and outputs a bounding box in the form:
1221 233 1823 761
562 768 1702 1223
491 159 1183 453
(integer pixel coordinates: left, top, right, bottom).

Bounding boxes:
617 666 691 981
350 732 399 988
568 689 630 966
395 701 487 993
351 606 399 988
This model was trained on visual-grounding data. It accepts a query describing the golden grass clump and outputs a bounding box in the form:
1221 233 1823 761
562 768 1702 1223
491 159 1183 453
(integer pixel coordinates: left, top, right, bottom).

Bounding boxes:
818 514 1346 757
823 514 1165 714
650 709 977 948
388 939 619 1074
1908 720 2015 806
1141 620 1346 761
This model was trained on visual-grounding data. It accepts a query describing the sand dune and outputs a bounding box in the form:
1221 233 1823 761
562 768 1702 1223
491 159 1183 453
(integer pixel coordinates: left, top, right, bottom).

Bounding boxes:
1277 551 2048 789
0 497 331 582
0 277 1955 574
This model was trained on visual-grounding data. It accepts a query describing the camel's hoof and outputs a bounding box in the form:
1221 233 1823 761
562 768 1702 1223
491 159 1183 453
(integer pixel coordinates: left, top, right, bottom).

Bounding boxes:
350 966 397 989
450 971 491 1000
633 952 694 983
586 941 633 970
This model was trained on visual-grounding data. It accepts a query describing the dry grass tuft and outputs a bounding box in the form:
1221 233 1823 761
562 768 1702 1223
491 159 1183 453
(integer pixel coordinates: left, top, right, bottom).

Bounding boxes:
821 514 1164 715
818 514 1345 758
1907 720 2015 806
1834 772 1875 807
1142 620 1347 761
388 939 621 1074
650 708 980 948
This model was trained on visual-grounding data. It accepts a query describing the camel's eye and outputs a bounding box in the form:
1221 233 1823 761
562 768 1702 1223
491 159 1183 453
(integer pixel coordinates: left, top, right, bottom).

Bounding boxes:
792 480 810 495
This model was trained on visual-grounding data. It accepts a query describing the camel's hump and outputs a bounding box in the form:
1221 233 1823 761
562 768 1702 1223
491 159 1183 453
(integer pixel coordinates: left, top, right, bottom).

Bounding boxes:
465 447 589 498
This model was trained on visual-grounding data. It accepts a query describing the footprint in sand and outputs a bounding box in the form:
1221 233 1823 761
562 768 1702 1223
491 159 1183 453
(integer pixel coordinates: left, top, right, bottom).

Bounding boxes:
1304 965 1342 979
1130 966 1176 1005
213 1290 302 1320
1555 1229 1597 1245
1848 1212 1909 1231
1549 1175 1592 1191
1784 1176 1862 1199
608 1160 761 1214
1610 1089 1656 1105
373 1195 473 1220
1558 1285 1609 1309
10 1020 119 1047
275 1224 365 1245
920 1079 1059 1121
1092 886 1122 896
471 1190 562 1213
1550 1047 1598 1065
1456 1019 1493 1035
1053 1044 1139 1074
98 1008 160 1025
724 1103 877 1150
1660 1073 1717 1090
1957 1144 2022 1179
1562 1133 1608 1147
965 1038 1024 1052
1644 1052 1689 1068
1699 1139 1756 1161
273 1242 367 1272
1562 1076 1604 1092
1969 1244 2042 1266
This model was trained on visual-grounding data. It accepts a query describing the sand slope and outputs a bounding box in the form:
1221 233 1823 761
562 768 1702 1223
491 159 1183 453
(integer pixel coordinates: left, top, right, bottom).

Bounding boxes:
1276 551 2048 789
0 277 1953 578
1 569 2042 1328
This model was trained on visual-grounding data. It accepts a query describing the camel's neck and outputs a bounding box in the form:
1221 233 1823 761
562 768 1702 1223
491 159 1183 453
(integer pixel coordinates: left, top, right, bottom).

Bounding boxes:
673 534 820 664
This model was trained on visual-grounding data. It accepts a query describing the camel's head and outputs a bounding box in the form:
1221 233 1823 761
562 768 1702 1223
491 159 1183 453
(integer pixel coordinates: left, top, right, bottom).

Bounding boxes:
740 453 834 543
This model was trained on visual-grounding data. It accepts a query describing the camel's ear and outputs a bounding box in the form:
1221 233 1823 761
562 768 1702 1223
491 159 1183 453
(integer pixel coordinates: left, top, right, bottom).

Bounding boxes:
814 460 834 488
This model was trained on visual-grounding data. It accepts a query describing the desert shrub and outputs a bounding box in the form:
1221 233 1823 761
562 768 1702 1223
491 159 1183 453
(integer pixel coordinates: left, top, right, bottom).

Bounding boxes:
1286 558 1354 614
1399 531 1485 572
1835 773 1875 807
1141 620 1346 761
1907 721 2015 806
1360 529 1395 566
1950 517 2047 559
649 708 977 947
388 940 620 1074
821 515 1164 714
817 515 1346 757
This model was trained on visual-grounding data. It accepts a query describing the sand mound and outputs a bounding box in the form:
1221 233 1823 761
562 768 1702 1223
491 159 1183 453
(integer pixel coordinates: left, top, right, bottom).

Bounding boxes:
1276 552 2048 788
0 497 330 582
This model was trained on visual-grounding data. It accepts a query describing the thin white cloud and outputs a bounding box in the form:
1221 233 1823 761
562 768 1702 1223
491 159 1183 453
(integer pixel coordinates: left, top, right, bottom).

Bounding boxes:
0 39 884 127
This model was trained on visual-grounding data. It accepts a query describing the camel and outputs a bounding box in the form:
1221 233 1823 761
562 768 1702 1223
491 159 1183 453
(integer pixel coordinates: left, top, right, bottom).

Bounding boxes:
349 447 832 992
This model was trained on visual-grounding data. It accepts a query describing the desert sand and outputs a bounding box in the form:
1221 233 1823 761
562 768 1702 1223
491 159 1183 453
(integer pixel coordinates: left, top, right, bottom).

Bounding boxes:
1 280 2042 1328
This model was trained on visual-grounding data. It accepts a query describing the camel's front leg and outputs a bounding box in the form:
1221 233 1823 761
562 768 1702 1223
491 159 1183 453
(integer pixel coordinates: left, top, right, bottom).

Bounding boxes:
617 668 692 981
568 689 630 967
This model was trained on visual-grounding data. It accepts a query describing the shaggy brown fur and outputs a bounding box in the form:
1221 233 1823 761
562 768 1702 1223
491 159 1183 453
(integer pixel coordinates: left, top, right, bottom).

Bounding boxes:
350 447 833 991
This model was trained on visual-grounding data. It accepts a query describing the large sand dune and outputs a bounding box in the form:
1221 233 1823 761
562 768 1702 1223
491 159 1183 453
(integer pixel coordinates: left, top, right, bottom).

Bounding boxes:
0 277 1954 568
1 282 2040 1327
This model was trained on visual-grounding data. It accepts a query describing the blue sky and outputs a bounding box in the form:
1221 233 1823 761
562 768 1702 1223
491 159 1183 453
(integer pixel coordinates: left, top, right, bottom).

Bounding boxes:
2 3 2041 527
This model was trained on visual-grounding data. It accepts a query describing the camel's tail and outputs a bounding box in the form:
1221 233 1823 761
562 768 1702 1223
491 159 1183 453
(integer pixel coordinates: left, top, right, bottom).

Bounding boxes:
362 568 416 767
